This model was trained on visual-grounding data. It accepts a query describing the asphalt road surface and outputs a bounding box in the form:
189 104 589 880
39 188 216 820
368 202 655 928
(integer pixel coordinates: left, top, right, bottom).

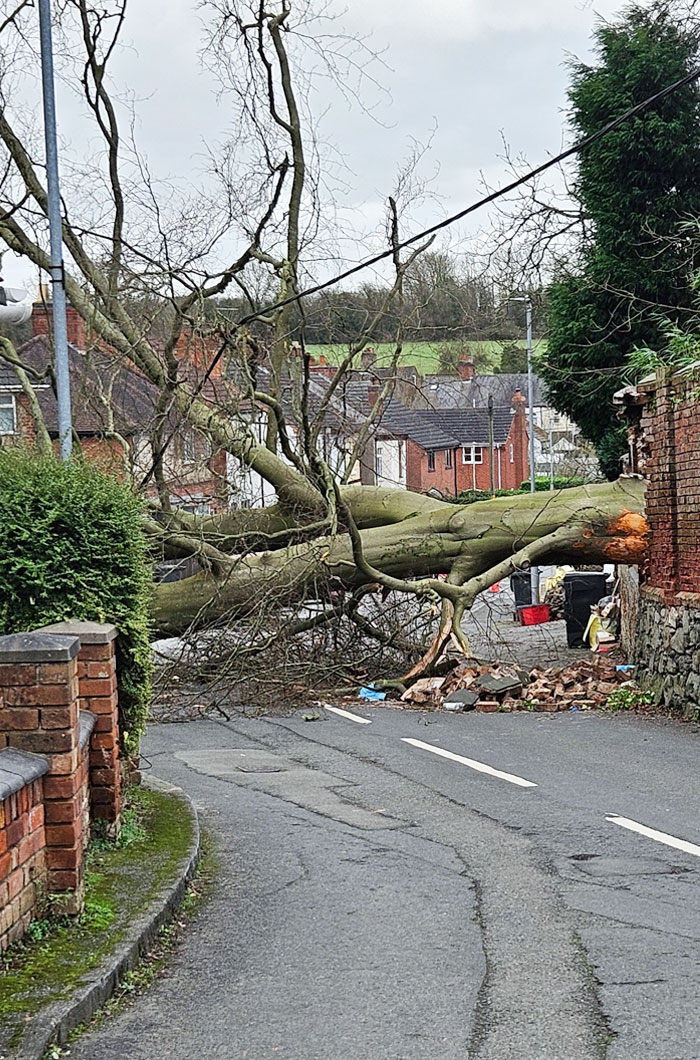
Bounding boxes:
70 707 700 1060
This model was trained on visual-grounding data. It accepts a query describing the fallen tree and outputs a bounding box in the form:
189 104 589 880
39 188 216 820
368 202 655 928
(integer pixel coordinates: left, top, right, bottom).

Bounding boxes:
0 3 649 688
152 476 648 636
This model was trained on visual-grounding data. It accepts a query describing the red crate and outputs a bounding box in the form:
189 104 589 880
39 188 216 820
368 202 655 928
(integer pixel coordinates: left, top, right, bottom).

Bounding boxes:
518 604 550 626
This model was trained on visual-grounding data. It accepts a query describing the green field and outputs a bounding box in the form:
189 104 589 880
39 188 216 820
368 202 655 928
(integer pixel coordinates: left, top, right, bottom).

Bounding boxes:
306 339 548 375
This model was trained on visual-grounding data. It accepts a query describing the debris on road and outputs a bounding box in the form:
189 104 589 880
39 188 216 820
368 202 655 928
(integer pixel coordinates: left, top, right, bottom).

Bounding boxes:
397 657 637 713
358 685 387 701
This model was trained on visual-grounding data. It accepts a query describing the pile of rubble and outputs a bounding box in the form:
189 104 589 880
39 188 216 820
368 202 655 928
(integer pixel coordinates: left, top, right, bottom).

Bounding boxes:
399 657 633 713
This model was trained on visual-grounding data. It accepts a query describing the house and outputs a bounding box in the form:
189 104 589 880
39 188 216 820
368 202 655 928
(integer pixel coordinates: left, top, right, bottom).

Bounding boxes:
373 393 529 495
0 296 229 513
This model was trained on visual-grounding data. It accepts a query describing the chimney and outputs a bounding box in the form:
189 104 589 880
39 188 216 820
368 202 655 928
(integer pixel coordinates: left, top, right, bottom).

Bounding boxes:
361 346 375 370
457 356 475 381
32 284 88 350
512 387 526 411
174 328 224 378
368 383 381 407
318 354 327 366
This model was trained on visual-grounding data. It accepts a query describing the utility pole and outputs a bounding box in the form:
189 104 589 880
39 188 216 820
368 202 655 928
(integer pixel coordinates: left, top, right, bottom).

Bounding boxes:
509 294 539 604
525 297 539 604
39 0 72 460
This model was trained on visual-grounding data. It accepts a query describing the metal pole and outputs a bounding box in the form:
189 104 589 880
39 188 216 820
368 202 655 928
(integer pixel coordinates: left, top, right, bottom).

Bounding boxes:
38 0 72 460
526 299 535 493
526 298 539 603
488 394 495 497
549 426 554 490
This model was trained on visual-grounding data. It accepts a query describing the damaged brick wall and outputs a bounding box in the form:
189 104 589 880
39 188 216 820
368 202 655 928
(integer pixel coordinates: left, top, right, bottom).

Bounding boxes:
624 364 700 714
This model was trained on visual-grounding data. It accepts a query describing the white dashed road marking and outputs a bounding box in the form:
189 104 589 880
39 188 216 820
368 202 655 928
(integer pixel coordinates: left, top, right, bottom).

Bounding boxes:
401 738 537 788
606 814 700 858
323 704 372 725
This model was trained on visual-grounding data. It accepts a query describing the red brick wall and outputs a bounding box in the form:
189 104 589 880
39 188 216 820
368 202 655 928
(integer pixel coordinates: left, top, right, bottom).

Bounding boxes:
637 369 700 597
0 623 123 942
0 778 47 951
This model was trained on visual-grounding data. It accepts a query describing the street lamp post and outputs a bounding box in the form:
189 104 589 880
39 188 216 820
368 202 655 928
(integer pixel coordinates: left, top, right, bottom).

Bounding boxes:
38 0 72 460
511 295 539 604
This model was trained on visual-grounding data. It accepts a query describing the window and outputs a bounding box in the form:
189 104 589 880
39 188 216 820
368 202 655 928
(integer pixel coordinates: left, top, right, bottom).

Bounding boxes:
462 445 483 465
375 446 383 478
445 449 453 469
0 393 16 435
183 431 197 464
427 451 436 472
509 443 514 464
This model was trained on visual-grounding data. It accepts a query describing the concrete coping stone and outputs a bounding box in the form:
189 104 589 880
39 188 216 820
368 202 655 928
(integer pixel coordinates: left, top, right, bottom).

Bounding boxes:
79 711 97 751
35 620 118 645
0 632 79 664
0 748 49 801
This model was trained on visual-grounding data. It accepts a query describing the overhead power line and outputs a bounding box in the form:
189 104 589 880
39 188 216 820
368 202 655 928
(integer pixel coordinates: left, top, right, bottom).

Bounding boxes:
142 62 700 488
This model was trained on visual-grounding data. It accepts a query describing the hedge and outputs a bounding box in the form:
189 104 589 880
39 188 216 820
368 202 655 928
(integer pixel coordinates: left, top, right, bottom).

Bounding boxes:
0 450 152 755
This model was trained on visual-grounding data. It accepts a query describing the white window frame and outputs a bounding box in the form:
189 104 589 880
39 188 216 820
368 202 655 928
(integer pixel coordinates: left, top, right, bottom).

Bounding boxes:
183 430 197 464
0 393 16 435
445 449 453 469
462 445 483 465
375 445 383 478
509 443 514 464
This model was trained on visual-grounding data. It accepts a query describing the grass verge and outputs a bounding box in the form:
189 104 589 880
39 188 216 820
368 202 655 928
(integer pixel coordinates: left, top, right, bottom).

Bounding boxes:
0 786 195 1055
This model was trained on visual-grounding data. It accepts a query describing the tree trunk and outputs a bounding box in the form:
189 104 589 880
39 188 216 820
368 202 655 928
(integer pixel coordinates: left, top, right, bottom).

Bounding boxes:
152 477 647 635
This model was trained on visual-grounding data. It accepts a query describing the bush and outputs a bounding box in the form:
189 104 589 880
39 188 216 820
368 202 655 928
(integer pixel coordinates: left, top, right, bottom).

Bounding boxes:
454 476 592 505
0 451 152 755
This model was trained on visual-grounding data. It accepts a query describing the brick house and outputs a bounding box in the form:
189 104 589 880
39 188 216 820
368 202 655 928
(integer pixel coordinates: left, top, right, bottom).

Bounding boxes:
0 297 229 513
615 363 700 713
373 392 529 495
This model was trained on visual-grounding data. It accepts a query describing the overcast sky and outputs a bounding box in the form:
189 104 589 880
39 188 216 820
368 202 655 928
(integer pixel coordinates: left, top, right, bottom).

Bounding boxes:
3 0 641 290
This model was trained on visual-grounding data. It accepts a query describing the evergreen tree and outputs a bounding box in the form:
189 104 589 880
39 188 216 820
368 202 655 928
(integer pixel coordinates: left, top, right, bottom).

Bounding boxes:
543 2 700 477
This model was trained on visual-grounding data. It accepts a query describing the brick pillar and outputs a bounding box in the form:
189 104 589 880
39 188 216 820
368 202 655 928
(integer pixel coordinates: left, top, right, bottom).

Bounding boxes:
0 632 86 910
38 622 121 831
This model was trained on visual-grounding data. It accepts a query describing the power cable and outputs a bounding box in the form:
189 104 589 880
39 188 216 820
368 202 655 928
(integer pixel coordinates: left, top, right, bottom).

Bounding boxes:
141 63 700 487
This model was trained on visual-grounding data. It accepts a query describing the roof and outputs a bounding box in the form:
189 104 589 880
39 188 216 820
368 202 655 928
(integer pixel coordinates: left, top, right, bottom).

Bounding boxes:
421 372 546 409
15 336 160 436
0 362 20 389
377 399 515 450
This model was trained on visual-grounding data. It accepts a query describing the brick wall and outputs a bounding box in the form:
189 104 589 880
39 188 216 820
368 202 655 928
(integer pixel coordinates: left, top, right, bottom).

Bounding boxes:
0 623 121 946
0 754 48 951
622 364 700 714
634 367 700 597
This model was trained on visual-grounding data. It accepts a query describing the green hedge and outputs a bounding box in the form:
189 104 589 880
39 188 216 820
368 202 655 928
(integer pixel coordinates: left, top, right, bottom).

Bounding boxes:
0 451 152 755
454 476 591 505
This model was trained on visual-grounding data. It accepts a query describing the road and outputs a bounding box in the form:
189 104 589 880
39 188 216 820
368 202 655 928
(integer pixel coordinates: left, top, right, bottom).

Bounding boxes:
71 706 700 1060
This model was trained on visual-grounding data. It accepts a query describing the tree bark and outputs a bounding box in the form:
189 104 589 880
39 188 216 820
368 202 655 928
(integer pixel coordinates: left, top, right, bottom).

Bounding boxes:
152 477 647 635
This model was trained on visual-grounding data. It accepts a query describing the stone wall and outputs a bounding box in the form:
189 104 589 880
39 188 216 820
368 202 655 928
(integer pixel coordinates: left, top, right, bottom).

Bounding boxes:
635 588 700 712
0 622 121 947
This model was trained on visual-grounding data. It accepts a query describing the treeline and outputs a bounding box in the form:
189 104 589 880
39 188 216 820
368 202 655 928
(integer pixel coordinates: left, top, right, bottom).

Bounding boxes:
215 252 547 346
